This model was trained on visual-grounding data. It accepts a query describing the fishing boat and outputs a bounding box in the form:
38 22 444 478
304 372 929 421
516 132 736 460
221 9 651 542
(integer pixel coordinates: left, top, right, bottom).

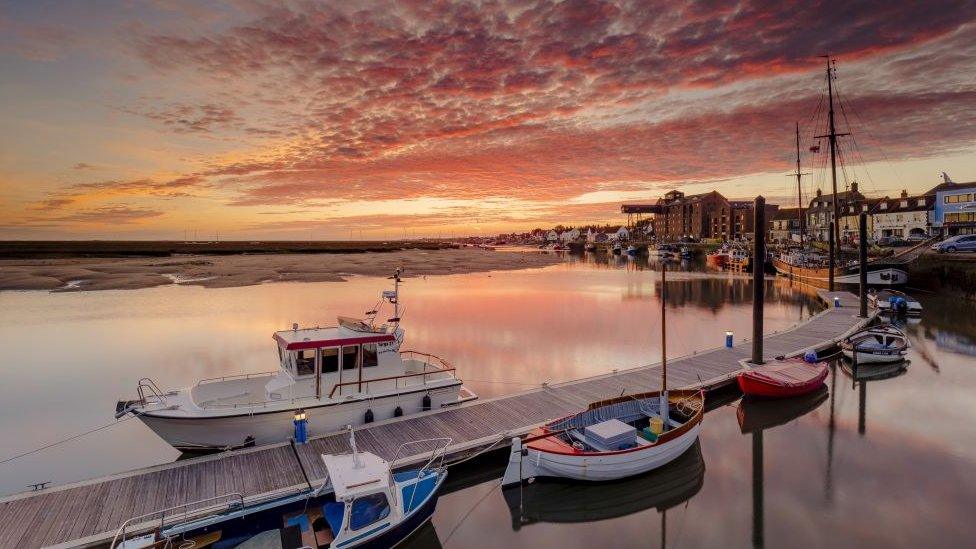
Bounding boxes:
112 431 449 549
868 289 922 316
502 441 704 530
502 263 704 486
840 325 910 364
116 269 477 453
737 356 829 399
772 59 908 288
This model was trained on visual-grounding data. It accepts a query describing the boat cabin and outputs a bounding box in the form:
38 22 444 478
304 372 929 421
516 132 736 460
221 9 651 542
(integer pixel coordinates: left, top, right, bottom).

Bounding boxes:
271 318 403 398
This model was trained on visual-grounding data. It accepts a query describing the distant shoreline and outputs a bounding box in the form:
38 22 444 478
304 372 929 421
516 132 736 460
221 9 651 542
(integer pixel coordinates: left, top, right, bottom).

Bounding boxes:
0 240 456 260
0 247 563 292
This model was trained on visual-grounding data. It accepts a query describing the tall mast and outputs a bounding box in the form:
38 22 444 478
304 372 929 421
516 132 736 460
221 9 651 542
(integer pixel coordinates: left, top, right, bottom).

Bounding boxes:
660 261 669 431
793 122 808 247
816 55 848 290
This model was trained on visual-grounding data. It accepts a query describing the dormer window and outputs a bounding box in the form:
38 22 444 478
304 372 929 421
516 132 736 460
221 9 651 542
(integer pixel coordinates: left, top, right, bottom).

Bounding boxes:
900 200 908 208
862 205 868 211
880 202 888 210
917 199 926 207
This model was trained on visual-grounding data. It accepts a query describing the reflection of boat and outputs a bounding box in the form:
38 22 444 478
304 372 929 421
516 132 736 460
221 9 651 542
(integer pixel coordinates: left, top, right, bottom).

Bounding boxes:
502 441 704 530
626 244 639 256
680 246 693 259
117 270 476 452
736 385 829 434
737 357 828 399
868 289 922 315
611 242 622 254
840 359 908 382
840 325 909 364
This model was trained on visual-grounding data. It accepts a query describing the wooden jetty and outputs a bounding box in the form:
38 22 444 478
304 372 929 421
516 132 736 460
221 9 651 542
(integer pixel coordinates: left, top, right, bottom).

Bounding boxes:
0 290 872 548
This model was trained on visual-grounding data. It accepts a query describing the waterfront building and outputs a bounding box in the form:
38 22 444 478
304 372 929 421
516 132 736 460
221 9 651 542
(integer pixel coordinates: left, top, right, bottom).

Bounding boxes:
870 191 931 240
546 230 558 241
652 190 731 241
615 226 630 240
559 228 581 242
926 174 976 236
806 183 865 242
839 198 878 244
770 207 806 242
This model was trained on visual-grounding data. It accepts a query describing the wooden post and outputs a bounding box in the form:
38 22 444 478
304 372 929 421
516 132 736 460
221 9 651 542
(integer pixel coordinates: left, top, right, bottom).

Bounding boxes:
752 196 765 365
314 350 322 399
859 212 868 318
828 223 835 291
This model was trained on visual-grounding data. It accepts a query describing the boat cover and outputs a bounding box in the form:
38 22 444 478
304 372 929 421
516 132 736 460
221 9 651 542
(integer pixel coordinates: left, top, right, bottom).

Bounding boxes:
584 419 635 448
742 359 825 388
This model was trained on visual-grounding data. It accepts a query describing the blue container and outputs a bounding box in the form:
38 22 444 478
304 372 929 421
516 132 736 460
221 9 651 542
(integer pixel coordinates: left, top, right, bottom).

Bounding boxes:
725 331 734 348
294 416 308 444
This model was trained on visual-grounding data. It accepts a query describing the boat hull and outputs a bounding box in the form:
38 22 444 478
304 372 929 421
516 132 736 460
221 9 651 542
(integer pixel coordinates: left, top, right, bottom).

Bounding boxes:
772 257 907 286
138 384 463 452
840 348 906 364
737 365 828 399
522 422 701 482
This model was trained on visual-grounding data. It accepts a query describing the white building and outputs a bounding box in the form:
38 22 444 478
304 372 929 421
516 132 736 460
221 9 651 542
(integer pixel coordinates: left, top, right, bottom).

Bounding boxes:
615 226 630 240
559 228 581 242
546 230 558 242
871 191 931 240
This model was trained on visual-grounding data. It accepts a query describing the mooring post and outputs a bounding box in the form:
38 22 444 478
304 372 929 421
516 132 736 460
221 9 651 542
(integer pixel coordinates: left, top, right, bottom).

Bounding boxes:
752 196 765 365
859 212 868 318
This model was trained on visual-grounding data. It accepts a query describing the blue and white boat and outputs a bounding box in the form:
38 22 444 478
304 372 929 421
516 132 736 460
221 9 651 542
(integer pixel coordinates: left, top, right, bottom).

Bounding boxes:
111 430 449 549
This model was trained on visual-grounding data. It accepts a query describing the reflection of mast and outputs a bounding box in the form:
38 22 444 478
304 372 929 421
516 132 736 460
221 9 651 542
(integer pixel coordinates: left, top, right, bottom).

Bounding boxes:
661 509 667 549
825 361 836 503
752 431 765 549
858 381 866 436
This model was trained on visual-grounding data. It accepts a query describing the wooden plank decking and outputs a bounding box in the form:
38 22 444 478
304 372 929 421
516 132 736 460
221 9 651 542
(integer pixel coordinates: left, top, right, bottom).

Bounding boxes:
0 290 872 548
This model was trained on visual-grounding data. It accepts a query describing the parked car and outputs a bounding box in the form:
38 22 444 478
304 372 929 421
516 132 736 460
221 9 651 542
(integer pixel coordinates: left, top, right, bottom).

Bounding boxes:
933 234 976 253
906 233 929 242
876 236 908 247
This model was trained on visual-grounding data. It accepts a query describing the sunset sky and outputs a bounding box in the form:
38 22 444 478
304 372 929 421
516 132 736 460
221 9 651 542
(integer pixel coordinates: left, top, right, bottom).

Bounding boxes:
2 0 975 240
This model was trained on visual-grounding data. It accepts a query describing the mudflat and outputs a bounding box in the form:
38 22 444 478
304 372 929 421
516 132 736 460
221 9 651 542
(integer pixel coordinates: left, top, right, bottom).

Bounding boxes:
0 248 563 291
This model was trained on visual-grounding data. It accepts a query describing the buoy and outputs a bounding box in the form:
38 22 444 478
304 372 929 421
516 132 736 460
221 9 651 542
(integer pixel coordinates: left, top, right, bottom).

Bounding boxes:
804 350 818 363
364 409 374 424
394 406 403 417
422 394 431 411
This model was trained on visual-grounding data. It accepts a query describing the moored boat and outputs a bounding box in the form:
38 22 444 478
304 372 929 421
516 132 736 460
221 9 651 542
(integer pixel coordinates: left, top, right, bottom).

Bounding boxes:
705 248 729 268
772 252 908 287
737 356 828 399
868 289 922 315
840 325 910 364
116 269 477 453
611 242 622 254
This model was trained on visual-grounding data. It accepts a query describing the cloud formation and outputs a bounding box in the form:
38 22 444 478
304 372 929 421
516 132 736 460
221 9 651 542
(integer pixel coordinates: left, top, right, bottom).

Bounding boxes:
4 0 976 237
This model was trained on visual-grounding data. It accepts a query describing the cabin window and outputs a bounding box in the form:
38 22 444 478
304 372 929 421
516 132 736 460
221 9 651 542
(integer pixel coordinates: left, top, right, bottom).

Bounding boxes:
362 344 379 367
295 350 316 377
342 345 360 370
349 493 391 530
321 347 339 373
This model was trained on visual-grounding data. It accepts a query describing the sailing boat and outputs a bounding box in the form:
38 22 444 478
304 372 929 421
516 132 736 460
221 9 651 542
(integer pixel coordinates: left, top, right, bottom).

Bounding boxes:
772 57 907 287
501 262 704 485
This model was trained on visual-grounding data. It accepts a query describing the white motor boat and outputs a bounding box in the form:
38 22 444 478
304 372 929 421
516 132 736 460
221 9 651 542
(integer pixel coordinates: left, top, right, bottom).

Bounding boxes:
840 325 910 364
868 290 922 316
117 270 477 452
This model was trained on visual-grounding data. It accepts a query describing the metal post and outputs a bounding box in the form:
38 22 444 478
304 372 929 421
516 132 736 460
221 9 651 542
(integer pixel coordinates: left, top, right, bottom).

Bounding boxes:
858 212 868 318
752 196 765 365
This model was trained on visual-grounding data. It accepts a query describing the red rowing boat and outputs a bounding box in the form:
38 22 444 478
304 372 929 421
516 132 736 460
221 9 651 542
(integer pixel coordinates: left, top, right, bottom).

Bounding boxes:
737 357 828 399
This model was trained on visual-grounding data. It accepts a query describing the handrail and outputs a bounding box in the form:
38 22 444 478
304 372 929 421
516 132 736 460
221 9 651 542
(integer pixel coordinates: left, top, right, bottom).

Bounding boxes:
110 492 245 548
327 368 457 399
136 378 168 406
399 350 453 370
196 370 278 386
390 437 452 512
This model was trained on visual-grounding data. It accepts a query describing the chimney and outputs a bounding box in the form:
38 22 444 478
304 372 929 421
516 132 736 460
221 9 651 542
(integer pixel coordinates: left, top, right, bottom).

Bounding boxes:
851 182 859 194
900 189 908 198
816 188 822 197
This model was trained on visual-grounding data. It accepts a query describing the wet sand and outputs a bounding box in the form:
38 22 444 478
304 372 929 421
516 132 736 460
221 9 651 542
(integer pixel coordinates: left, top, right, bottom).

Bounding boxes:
0 248 563 292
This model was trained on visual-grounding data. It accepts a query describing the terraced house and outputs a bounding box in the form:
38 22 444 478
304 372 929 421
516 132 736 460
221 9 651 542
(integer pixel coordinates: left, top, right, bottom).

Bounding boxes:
927 175 976 236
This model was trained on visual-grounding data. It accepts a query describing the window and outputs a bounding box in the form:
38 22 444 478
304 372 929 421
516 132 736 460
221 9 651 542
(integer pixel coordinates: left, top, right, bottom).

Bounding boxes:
901 200 908 208
322 347 339 373
945 212 976 223
918 199 926 207
879 202 888 210
296 349 315 376
342 345 359 370
349 493 390 530
362 343 379 368
946 193 974 204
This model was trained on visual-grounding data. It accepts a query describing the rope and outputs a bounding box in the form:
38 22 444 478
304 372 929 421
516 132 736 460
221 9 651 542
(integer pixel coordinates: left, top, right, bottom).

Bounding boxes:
0 410 143 466
443 433 510 468
442 480 502 547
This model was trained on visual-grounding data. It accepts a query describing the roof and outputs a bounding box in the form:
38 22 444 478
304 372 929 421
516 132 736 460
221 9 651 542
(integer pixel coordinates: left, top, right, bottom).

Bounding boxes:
871 195 931 214
274 319 395 350
772 207 805 220
321 451 391 499
923 180 976 196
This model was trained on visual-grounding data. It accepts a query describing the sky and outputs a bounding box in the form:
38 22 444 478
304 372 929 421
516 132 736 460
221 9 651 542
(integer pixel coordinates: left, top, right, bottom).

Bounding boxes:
1 0 976 240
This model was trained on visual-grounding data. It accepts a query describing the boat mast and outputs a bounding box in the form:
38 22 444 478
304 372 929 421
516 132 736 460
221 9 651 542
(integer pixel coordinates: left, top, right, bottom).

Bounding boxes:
793 122 808 247
661 261 669 431
816 55 848 290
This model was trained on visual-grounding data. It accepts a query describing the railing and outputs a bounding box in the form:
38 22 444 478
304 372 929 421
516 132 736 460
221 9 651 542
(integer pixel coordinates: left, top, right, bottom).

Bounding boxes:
110 493 245 548
328 366 457 399
399 350 454 370
136 377 170 406
390 438 452 512
196 370 278 386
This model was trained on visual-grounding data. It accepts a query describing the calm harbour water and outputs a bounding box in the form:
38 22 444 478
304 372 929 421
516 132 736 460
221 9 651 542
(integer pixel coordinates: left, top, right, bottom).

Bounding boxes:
1 251 974 547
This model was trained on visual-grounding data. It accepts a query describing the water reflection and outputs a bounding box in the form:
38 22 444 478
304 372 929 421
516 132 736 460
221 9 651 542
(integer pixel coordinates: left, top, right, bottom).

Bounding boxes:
839 359 909 436
502 442 705 531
